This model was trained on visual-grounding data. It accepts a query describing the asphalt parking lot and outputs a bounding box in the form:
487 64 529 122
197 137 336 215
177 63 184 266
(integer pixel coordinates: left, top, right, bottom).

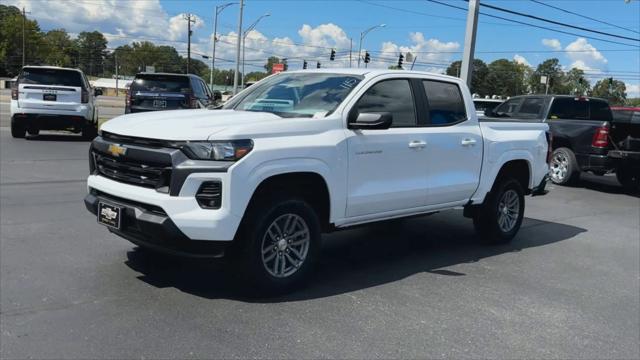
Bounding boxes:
1 105 639 358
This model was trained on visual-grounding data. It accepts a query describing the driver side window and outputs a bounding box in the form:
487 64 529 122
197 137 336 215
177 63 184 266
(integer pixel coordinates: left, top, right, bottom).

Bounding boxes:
355 79 416 127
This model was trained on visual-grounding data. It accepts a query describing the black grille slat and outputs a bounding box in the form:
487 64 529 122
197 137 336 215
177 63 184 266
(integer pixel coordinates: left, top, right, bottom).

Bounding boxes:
94 151 171 190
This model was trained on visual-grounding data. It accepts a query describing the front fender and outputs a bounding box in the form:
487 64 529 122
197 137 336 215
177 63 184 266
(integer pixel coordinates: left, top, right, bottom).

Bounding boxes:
229 157 341 221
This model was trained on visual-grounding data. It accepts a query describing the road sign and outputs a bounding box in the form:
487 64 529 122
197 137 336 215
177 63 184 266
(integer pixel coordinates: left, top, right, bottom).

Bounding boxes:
146 66 155 73
272 63 285 74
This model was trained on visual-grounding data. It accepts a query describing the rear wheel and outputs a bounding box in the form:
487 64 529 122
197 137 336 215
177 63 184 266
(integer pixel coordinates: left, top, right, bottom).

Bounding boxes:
616 165 640 192
473 178 525 244
236 195 321 295
550 147 580 185
11 119 26 138
82 122 98 140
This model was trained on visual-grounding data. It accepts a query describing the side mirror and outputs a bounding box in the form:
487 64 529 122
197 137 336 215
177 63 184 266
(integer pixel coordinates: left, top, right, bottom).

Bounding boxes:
94 88 103 97
212 90 222 102
348 112 393 130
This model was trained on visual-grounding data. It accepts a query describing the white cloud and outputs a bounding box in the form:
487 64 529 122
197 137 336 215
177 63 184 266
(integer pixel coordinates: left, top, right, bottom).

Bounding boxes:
377 32 459 71
564 37 608 71
542 38 562 51
513 54 531 67
626 83 640 98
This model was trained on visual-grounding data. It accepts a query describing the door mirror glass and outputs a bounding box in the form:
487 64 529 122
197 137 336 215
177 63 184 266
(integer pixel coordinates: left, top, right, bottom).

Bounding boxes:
349 112 393 130
94 88 103 97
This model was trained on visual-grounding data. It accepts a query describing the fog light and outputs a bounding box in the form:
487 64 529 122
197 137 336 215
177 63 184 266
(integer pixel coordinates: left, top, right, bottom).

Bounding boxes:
196 181 222 209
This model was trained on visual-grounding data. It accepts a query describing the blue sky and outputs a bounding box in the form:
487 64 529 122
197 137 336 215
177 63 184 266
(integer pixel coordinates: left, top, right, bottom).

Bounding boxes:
8 0 640 95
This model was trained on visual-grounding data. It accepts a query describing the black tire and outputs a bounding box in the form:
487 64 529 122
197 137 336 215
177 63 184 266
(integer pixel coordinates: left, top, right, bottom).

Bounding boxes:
473 178 525 244
236 195 321 295
82 123 98 140
11 119 26 138
549 147 581 185
616 165 640 193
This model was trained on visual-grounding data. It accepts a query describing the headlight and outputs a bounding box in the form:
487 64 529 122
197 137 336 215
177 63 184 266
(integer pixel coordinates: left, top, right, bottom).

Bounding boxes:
181 140 253 161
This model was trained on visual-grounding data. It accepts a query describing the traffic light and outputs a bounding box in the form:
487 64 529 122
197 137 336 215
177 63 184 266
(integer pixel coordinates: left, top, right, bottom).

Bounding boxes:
317 61 321 69
364 52 370 64
330 49 336 61
398 54 404 68
303 60 307 69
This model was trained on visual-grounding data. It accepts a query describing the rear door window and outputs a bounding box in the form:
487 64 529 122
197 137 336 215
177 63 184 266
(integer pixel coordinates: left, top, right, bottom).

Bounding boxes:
19 68 84 88
423 80 467 125
589 100 612 121
131 75 191 93
548 98 588 120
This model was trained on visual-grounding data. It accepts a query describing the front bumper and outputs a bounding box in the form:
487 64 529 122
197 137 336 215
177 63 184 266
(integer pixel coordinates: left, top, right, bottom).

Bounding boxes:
85 190 229 258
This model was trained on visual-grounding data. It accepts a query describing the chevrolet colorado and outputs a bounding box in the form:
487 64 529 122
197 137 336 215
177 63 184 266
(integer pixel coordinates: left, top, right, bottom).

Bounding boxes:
85 69 550 292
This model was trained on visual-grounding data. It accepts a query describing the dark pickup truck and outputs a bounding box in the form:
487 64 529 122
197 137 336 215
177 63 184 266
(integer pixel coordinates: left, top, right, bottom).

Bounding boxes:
485 95 640 190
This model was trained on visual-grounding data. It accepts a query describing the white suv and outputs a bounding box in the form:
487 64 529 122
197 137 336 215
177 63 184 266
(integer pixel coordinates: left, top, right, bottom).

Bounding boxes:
10 66 102 139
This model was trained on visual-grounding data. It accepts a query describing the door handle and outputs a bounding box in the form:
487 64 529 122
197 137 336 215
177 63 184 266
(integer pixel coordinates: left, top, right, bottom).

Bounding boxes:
408 140 427 149
461 138 477 146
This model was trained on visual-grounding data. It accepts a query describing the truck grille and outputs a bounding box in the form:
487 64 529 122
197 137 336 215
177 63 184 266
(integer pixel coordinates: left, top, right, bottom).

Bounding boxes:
93 152 172 192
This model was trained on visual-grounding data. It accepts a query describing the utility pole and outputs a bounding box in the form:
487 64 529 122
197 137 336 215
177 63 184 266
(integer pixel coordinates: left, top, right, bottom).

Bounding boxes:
211 3 235 89
349 38 352 68
22 7 30 67
115 51 119 97
183 14 196 74
242 13 270 88
460 0 479 88
233 0 244 95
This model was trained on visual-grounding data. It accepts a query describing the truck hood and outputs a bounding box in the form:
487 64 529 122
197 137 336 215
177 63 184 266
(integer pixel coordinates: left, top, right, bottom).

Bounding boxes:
100 109 335 140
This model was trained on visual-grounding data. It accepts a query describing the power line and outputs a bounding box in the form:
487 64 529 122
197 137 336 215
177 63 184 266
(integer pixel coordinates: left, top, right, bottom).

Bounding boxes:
425 0 640 48
473 0 639 42
529 0 640 36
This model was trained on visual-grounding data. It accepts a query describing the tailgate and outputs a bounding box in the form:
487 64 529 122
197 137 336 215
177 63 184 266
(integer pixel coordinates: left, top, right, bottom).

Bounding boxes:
130 92 188 111
18 84 82 111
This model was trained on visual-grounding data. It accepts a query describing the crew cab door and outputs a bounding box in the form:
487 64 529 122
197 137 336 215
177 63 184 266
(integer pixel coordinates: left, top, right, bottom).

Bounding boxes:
420 80 482 205
345 78 428 217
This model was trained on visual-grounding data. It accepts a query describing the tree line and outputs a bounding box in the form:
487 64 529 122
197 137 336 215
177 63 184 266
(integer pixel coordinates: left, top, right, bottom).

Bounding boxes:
0 4 635 104
445 58 630 105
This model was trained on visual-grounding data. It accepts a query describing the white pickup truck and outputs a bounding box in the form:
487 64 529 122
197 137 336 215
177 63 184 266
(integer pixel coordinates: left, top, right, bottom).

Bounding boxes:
85 69 550 293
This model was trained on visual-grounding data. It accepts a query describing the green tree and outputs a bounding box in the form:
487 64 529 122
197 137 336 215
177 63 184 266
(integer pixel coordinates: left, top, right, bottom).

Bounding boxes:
563 68 590 96
0 4 46 76
529 58 565 94
483 59 527 97
446 59 489 96
592 78 627 105
42 29 76 67
245 71 268 81
75 31 107 77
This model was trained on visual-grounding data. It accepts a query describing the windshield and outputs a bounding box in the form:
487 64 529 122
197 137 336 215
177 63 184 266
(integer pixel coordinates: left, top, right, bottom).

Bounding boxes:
19 68 83 87
225 73 363 118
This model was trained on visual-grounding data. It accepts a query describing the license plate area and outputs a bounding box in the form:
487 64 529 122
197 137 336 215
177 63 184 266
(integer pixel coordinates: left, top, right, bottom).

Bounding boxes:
43 93 57 101
153 99 167 108
97 201 123 230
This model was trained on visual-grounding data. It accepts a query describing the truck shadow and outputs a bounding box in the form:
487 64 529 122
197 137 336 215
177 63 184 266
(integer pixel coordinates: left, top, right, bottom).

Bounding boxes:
124 211 586 302
577 173 639 197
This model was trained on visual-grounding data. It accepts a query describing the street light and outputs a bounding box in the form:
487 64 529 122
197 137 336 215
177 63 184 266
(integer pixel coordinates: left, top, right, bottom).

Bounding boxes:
210 2 236 89
242 13 270 88
357 23 385 68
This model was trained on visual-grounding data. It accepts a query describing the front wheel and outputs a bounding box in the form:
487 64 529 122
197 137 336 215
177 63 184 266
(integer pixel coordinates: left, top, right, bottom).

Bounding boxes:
237 196 321 295
473 178 525 244
616 165 640 193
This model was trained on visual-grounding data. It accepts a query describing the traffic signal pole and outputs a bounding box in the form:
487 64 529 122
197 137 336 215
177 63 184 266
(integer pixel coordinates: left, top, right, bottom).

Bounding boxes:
233 0 244 95
460 0 479 87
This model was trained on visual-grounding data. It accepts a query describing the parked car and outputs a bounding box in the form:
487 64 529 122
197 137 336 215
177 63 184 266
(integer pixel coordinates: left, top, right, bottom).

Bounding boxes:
609 107 640 191
125 73 221 113
485 95 640 186
10 66 101 139
85 69 550 293
473 98 503 117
